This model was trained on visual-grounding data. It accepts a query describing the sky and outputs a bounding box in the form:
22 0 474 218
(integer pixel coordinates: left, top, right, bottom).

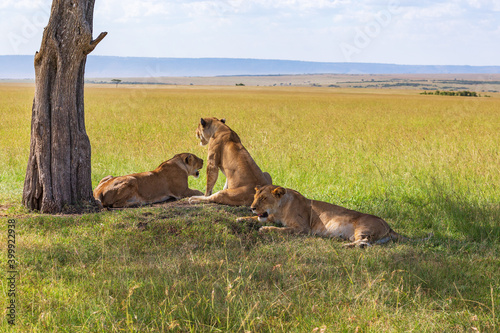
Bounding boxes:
1 0 499 66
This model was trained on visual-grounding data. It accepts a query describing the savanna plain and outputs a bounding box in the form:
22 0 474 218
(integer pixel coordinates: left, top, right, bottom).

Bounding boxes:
0 83 499 332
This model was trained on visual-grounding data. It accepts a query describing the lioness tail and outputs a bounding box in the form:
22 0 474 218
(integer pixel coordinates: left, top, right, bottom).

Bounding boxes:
389 230 408 242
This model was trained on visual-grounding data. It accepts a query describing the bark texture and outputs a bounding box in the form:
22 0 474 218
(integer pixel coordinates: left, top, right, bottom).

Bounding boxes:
23 0 106 213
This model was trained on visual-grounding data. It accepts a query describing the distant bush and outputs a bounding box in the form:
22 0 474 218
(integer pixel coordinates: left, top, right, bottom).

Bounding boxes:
420 90 479 97
235 83 245 86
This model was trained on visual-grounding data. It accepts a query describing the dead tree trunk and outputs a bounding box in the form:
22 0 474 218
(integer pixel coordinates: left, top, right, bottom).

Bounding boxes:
23 0 106 213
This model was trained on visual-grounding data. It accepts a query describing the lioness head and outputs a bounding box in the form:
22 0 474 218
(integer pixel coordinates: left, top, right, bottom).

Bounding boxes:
251 185 286 222
196 117 226 146
183 153 204 178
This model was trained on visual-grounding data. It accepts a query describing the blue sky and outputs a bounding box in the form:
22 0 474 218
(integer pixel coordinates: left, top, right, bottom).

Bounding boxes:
1 0 499 66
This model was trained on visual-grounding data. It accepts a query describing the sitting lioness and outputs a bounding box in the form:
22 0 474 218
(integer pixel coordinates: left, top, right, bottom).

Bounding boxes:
189 117 272 206
238 184 413 248
94 153 204 208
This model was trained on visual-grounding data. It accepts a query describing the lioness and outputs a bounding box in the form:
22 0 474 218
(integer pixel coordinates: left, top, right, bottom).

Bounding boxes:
94 153 204 208
189 117 272 206
238 184 413 248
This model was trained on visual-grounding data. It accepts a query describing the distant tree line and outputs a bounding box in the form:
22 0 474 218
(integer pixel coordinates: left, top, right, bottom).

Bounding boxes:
421 90 480 97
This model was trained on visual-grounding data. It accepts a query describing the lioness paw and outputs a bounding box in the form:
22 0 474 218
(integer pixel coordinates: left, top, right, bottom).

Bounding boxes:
258 226 272 233
188 196 206 204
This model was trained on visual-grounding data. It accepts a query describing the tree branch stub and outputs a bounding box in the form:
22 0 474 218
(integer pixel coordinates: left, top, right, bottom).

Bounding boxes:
86 31 107 54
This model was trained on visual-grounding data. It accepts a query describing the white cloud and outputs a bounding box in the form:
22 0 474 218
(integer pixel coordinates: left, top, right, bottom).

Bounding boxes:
400 2 464 20
465 0 500 11
257 0 351 10
0 0 49 10
97 0 353 23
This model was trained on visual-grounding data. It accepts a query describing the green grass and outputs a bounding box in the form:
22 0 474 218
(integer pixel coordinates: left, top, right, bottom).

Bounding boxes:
1 83 499 331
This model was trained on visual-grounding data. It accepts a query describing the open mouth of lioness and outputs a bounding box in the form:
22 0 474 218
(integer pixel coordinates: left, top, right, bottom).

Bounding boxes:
195 170 200 178
256 211 269 221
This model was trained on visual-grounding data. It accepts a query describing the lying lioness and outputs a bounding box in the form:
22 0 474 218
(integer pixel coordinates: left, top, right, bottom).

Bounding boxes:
238 184 414 248
189 117 272 206
94 153 204 208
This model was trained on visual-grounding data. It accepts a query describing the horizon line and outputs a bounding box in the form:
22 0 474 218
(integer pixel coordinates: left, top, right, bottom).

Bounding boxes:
1 54 499 68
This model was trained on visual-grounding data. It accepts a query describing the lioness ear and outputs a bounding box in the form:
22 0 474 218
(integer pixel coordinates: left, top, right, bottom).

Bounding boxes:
272 187 286 198
220 118 226 124
200 118 207 127
185 154 193 165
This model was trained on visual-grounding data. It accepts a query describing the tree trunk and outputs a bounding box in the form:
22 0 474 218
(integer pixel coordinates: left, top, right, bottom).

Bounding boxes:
23 0 106 213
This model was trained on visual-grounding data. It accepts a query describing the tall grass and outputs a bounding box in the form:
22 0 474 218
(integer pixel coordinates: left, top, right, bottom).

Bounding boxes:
1 83 499 331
